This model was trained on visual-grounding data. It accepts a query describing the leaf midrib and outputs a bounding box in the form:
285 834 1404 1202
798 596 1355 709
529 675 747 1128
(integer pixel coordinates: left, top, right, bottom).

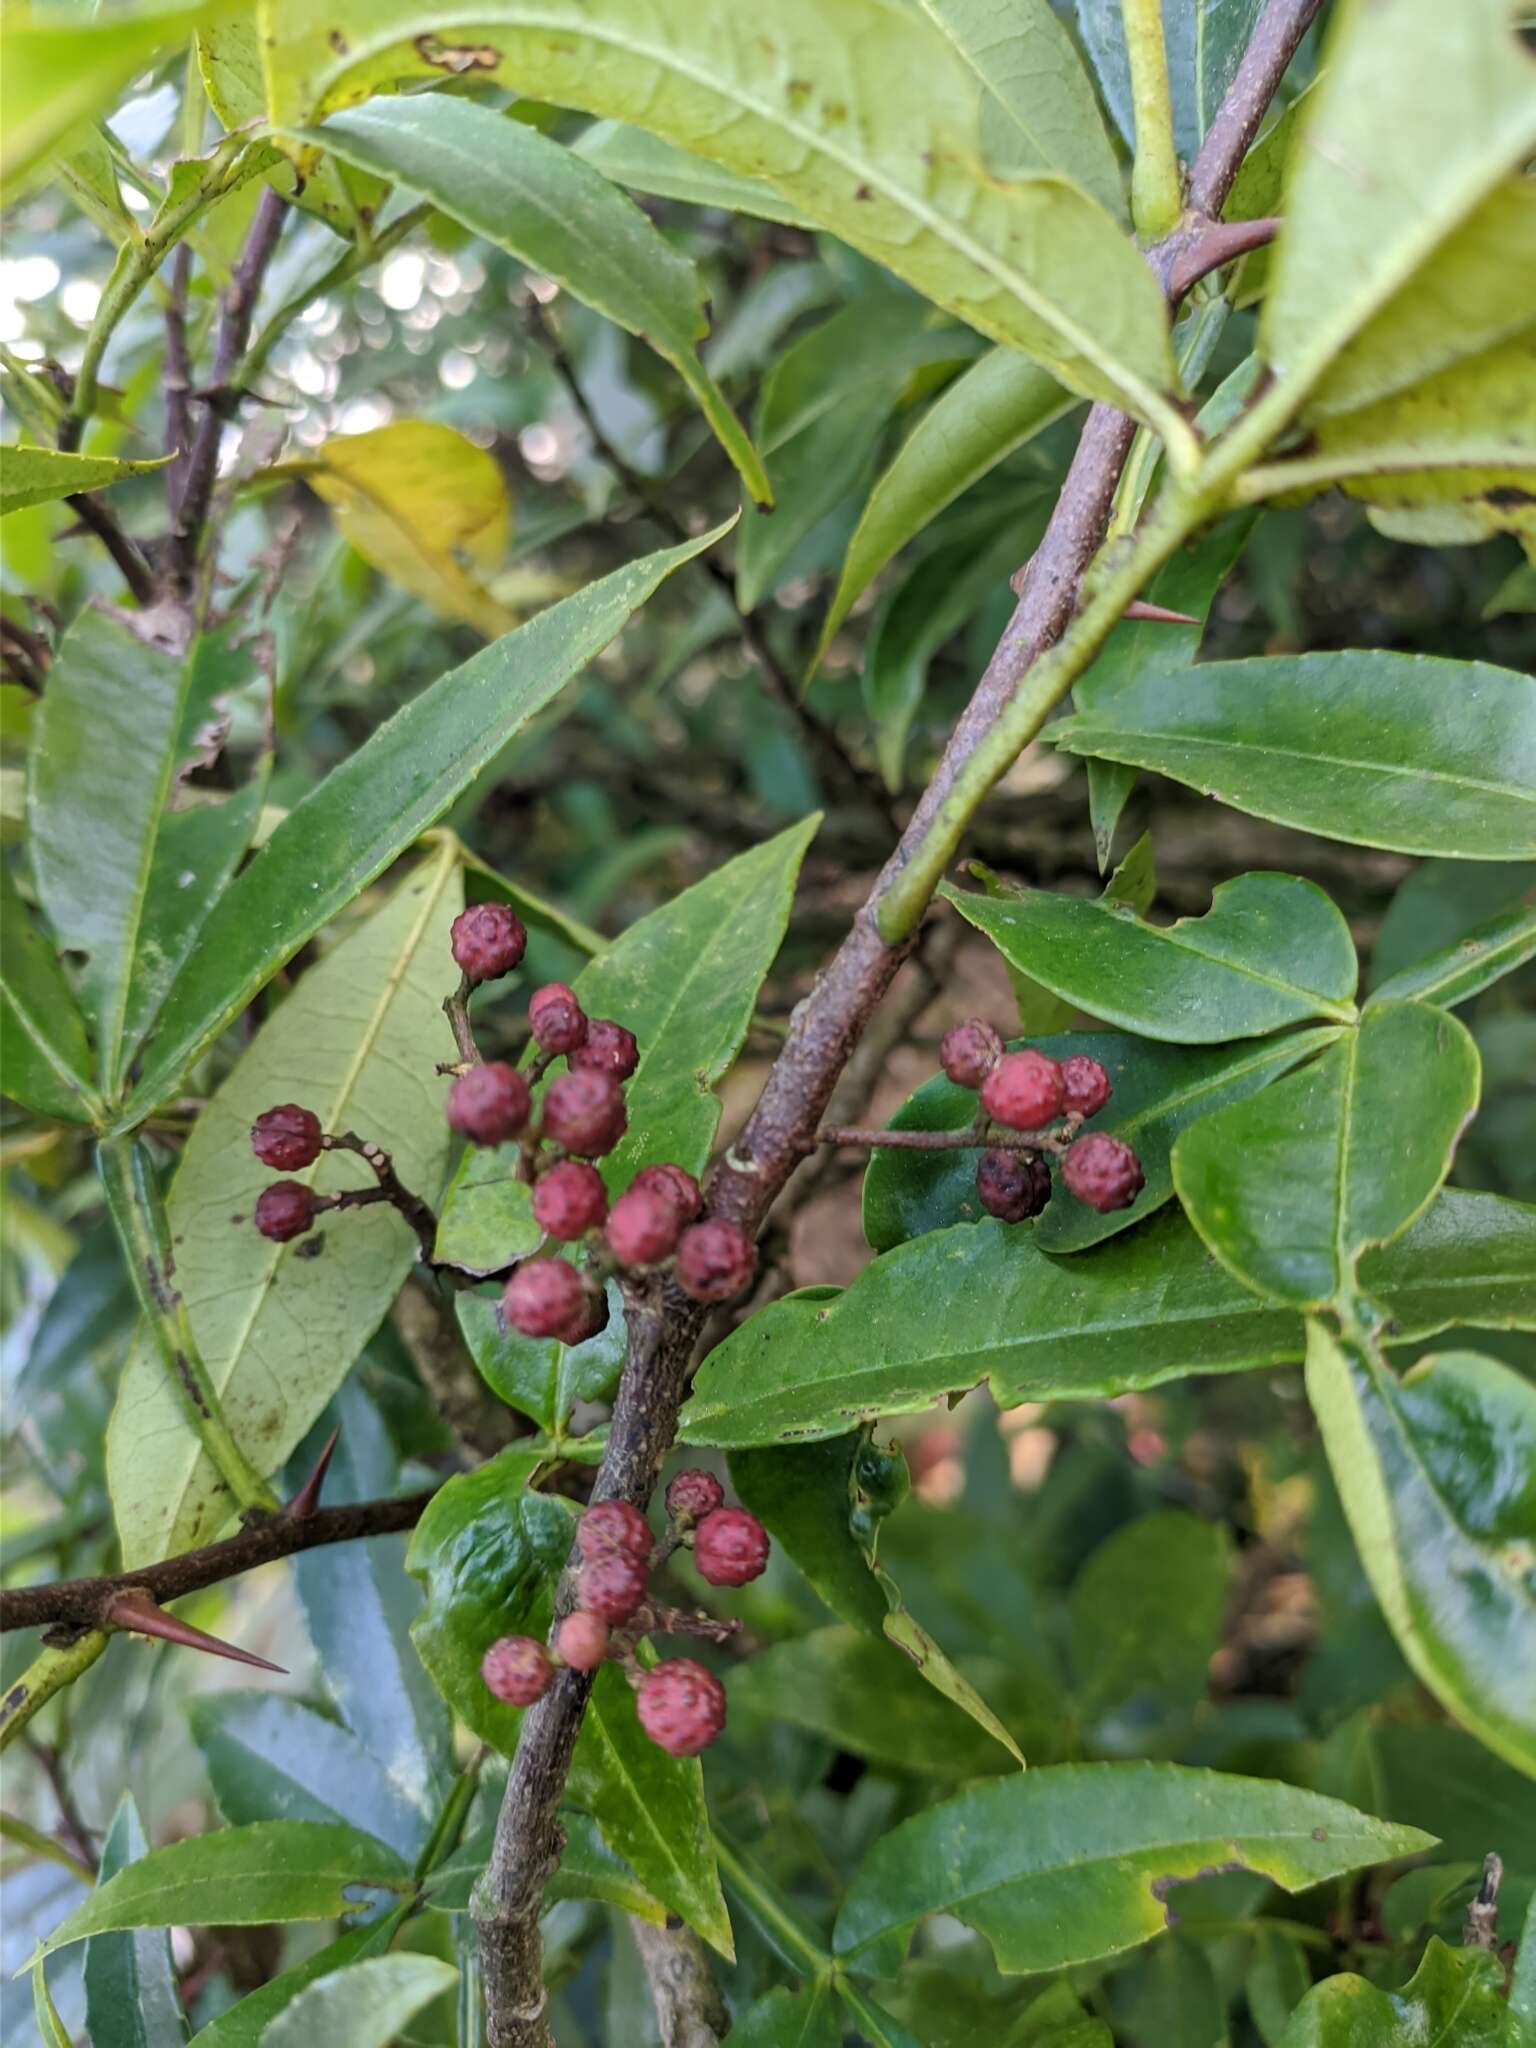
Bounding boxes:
1063 724 1533 804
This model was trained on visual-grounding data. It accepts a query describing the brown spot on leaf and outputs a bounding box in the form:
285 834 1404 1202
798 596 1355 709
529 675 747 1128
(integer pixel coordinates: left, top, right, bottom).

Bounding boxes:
415 32 500 72
328 28 348 53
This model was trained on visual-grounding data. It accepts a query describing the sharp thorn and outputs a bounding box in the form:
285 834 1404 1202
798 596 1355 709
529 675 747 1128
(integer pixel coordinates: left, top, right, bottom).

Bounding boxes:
285 1425 340 1520
105 1590 287 1673
1123 599 1200 625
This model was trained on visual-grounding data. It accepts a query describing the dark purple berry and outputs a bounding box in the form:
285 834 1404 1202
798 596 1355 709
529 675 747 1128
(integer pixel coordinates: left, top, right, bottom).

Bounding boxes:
531 1160 608 1240
666 1470 724 1526
447 1061 531 1146
980 1050 1065 1132
251 1103 323 1171
637 1659 726 1757
976 1148 1051 1222
1062 1133 1144 1213
556 1611 609 1670
577 1549 647 1624
502 1257 587 1340
605 1185 682 1268
676 1220 756 1304
578 1499 653 1562
1060 1054 1112 1119
693 1507 770 1587
939 1019 1003 1089
451 902 526 984
570 1018 639 1080
528 982 587 1055
541 1069 627 1158
254 1180 316 1242
481 1635 551 1705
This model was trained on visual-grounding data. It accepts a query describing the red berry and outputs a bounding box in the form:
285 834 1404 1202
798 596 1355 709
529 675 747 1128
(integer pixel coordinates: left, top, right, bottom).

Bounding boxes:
451 902 527 984
631 1163 703 1221
1062 1133 1144 1213
531 1160 608 1240
481 1635 552 1705
1059 1054 1112 1119
636 1659 726 1758
556 1611 610 1671
570 1018 639 1080
606 1185 682 1268
693 1507 770 1587
447 1061 531 1146
251 1103 322 1171
502 1258 587 1340
542 1069 627 1158
980 1049 1066 1132
528 983 587 1055
254 1180 316 1242
577 1549 648 1624
976 1148 1051 1222
666 1470 724 1526
676 1220 756 1304
939 1019 1003 1090
578 1499 653 1562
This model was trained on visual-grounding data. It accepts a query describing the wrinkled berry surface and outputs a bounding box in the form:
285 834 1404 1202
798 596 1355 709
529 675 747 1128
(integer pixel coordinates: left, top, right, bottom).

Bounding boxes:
666 1469 724 1524
980 1049 1066 1132
570 1017 639 1080
976 1148 1051 1222
637 1659 726 1757
532 1160 608 1240
939 1019 1003 1089
606 1185 682 1267
578 1499 653 1561
251 1103 322 1172
529 982 587 1055
542 1069 627 1157
576 1549 648 1624
694 1507 770 1586
676 1220 756 1303
451 902 527 983
254 1180 315 1242
556 1611 609 1671
1062 1132 1144 1213
481 1634 551 1705
1060 1053 1113 1119
447 1061 531 1146
502 1257 587 1340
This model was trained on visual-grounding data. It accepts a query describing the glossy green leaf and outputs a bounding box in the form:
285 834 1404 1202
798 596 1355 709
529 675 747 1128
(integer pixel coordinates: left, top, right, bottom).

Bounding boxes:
189 1691 429 1861
572 120 813 226
406 1444 575 1757
263 1954 458 2048
121 528 722 1123
82 1796 188 2048
106 845 459 1565
1275 1936 1516 2047
1261 0 1536 414
261 0 1183 429
1077 0 1266 160
567 1660 734 1958
916 0 1123 216
1053 651 1536 860
431 1151 539 1277
457 1281 624 1439
0 861 102 1125
28 1823 411 1964
424 1809 665 1923
1369 898 1536 1010
813 348 1072 674
1514 1895 1536 2028
299 96 770 504
834 1764 1431 1970
188 1924 401 2048
1306 1327 1536 1777
732 1984 843 2048
0 446 171 517
943 873 1358 1043
682 1191 1533 1448
1068 1513 1229 1748
1173 1000 1480 1309
1373 858 1536 988
865 1029 1339 1255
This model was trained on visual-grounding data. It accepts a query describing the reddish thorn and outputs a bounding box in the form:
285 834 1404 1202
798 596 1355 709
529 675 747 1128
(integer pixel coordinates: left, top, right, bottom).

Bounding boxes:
105 1590 287 1673
285 1425 340 1520
1122 599 1200 625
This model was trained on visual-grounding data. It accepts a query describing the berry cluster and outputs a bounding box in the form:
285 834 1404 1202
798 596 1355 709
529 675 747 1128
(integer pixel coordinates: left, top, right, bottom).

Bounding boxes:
479 1473 770 1757
937 1024 1144 1216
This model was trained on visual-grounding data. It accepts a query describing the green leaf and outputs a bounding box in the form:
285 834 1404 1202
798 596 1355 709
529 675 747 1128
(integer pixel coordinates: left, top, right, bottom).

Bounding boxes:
0 446 172 517
1369 898 1536 1011
30 1960 69 2048
457 1281 624 1439
0 861 103 1125
431 1149 540 1277
106 845 460 1565
571 120 813 227
1261 0 1536 415
1275 1935 1516 2047
1373 858 1536 988
406 1444 575 1757
568 1661 734 1959
121 527 723 1123
298 96 770 504
915 0 1124 217
424 1809 665 1922
1515 1895 1536 2029
83 1796 188 2048
261 0 1184 430
188 1924 400 2048
189 1692 429 1861
1068 1512 1229 1749
813 348 1072 674
263 1954 459 2048
1052 651 1536 860
1173 1000 1480 1309
731 1984 843 2048
729 1624 1021 1776
1077 0 1266 160
834 1763 1432 1971
942 873 1359 1042
27 1822 411 1965
1305 1327 1536 1778
681 1191 1533 1448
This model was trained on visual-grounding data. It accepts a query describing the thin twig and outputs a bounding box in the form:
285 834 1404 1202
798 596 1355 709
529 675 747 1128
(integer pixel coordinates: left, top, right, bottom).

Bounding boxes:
630 1919 730 2048
164 242 194 513
21 1736 99 1876
63 493 157 604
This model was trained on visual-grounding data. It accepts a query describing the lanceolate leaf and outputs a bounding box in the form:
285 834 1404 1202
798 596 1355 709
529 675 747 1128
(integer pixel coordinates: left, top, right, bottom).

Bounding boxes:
942 873 1358 1043
1052 651 1536 860
261 0 1185 429
262 1955 459 2048
188 1924 403 2048
1173 1000 1480 1309
680 1191 1533 1448
0 861 103 1125
82 1796 188 2048
299 96 771 504
1305 1328 1536 1779
0 446 171 516
833 1764 1432 1971
862 1028 1342 1256
572 120 813 227
120 528 723 1124
1368 898 1536 1010
107 846 460 1565
29 1823 411 1963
